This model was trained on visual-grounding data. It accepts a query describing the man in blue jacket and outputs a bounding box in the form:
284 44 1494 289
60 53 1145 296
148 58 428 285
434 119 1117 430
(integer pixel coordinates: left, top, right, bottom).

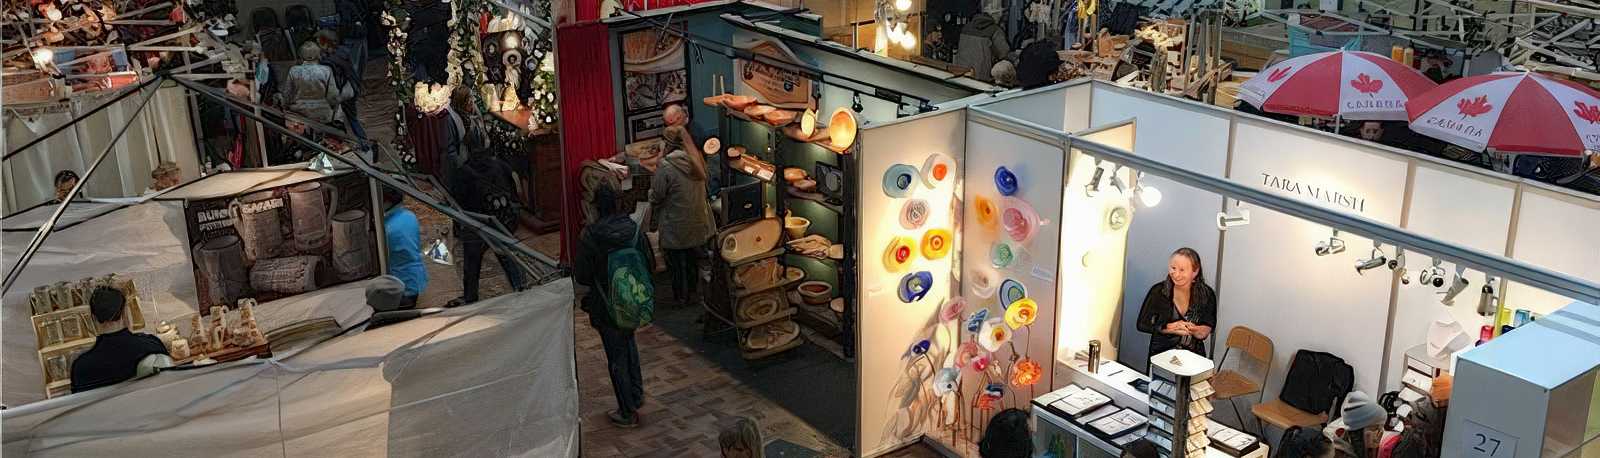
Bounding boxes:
382 186 427 308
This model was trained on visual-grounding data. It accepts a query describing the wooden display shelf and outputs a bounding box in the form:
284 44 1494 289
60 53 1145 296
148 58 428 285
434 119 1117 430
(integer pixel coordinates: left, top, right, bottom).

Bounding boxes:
733 271 804 298
736 307 797 330
720 106 851 154
726 247 786 267
784 187 845 213
788 291 844 337
740 335 802 360
38 337 97 354
177 342 271 366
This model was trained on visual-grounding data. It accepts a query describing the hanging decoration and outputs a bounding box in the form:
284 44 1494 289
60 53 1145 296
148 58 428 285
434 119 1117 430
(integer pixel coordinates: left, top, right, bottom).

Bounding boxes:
898 271 933 303
969 267 1000 298
883 164 918 197
1010 357 1043 387
994 166 1019 196
978 318 1010 352
920 229 952 260
884 236 916 272
899 198 930 229
1005 298 1038 329
999 279 1027 309
974 195 1000 231
873 0 917 53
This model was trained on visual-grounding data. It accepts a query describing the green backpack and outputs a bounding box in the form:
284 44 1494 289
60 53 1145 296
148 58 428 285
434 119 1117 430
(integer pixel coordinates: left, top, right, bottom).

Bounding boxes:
599 228 654 329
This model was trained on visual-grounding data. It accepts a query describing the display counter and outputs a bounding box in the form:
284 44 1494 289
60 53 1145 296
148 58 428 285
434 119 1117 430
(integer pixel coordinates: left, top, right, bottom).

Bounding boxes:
1033 359 1269 458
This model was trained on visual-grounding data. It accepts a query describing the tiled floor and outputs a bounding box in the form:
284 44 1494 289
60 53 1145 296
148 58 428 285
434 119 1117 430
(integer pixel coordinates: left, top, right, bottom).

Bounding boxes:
360 58 948 458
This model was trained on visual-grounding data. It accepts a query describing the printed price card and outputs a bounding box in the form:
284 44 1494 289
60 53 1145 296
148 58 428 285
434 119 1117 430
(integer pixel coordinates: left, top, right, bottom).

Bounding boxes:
1460 419 1516 458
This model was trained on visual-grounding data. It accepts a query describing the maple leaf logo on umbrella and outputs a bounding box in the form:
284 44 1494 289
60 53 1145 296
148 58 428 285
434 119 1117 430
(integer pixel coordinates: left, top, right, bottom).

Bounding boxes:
1267 66 1293 83
1457 95 1493 119
1575 101 1600 125
1350 73 1383 95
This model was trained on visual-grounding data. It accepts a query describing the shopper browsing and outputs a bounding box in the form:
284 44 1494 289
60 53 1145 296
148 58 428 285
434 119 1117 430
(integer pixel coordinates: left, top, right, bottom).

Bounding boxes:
575 184 651 428
445 146 530 308
70 287 170 393
381 186 427 308
649 125 713 307
282 41 342 124
1135 247 1218 361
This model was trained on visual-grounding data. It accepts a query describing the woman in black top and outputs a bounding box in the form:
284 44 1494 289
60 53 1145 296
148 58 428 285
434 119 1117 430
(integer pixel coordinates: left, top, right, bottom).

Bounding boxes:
1136 247 1217 361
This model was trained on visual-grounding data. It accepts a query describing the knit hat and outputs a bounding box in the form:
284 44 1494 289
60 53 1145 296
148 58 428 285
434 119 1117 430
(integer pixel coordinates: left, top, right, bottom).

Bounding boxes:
366 275 408 312
1340 391 1386 430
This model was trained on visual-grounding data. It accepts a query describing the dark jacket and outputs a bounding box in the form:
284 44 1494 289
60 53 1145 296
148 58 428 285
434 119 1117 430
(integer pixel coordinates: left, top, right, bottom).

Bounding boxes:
451 154 520 239
649 150 714 250
574 214 648 328
1136 281 1218 359
70 329 169 393
954 13 1010 82
336 0 368 39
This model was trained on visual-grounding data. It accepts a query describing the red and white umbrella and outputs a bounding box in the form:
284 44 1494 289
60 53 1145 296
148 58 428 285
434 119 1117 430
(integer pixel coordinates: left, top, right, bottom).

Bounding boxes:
1239 50 1438 121
1406 72 1600 156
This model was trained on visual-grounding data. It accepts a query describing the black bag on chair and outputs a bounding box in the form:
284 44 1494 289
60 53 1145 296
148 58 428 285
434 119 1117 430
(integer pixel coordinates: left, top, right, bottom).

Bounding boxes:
1279 350 1355 415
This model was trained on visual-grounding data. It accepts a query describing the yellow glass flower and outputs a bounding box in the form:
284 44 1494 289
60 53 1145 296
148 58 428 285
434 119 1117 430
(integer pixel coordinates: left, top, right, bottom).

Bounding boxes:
1005 298 1037 329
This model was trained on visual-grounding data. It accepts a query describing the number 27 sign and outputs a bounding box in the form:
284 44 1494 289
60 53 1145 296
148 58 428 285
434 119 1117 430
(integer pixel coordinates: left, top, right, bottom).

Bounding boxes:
1461 420 1518 458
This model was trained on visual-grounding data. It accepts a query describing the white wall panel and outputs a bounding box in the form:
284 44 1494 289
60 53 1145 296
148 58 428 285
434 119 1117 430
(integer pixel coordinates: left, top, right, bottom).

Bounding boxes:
1503 189 1600 317
1087 85 1233 371
981 87 1069 133
1220 119 1409 397
856 110 966 456
1385 165 1516 391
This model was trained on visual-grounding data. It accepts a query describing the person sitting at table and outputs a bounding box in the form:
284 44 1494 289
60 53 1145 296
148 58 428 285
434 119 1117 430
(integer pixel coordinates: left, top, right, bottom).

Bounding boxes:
978 408 1034 458
70 287 169 393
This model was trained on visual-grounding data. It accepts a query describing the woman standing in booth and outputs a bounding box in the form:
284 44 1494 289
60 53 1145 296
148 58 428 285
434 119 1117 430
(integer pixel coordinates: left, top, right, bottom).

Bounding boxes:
1136 247 1218 361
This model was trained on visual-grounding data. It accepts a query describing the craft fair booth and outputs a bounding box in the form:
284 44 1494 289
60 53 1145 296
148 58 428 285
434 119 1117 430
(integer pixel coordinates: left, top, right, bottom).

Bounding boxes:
1 282 580 457
1 168 386 405
3 81 205 215
843 80 1600 457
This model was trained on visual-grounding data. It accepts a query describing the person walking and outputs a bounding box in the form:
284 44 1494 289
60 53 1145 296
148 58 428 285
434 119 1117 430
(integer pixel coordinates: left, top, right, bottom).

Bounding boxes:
445 147 530 307
649 125 713 307
575 184 651 428
318 30 365 139
282 41 342 124
335 0 369 81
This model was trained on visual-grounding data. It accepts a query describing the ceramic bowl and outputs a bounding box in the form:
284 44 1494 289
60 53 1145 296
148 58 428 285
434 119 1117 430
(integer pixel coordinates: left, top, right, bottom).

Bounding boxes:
784 215 810 238
794 179 818 192
828 108 857 150
784 167 808 182
798 281 834 305
724 94 757 110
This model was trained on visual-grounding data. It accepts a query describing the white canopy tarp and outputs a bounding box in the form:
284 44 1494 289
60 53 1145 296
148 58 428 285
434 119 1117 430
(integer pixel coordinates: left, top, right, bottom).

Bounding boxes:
1 195 370 406
1 279 579 457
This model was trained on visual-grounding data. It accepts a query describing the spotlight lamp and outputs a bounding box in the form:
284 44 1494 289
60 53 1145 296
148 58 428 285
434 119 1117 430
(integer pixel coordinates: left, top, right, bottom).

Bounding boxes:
1354 242 1387 274
1314 230 1346 256
1389 248 1409 284
1084 160 1109 197
1134 172 1162 207
1418 258 1446 288
1215 200 1249 230
852 93 864 113
1441 265 1470 305
1477 275 1499 316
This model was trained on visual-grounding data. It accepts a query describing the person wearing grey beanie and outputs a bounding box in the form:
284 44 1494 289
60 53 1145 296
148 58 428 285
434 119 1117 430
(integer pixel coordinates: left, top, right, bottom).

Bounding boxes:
1341 391 1386 430
1326 391 1386 458
366 275 412 312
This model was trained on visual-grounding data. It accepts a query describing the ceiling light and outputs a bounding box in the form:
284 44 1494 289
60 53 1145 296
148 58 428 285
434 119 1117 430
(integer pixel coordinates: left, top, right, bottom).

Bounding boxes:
851 93 864 113
1134 172 1162 207
895 0 912 11
1314 230 1346 256
1216 209 1250 230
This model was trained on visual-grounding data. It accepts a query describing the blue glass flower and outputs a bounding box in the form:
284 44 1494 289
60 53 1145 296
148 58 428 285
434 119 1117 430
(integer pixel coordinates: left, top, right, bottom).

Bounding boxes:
966 308 989 333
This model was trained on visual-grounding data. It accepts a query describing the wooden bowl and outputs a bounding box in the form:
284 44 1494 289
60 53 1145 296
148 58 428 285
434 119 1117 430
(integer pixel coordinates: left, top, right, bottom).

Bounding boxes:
783 168 808 182
797 281 833 305
724 94 757 110
794 179 817 192
702 94 729 107
827 108 858 150
764 109 798 126
744 105 776 118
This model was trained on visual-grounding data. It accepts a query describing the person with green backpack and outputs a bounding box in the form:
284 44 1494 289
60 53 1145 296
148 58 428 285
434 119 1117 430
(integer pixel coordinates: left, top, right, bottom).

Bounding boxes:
575 184 654 428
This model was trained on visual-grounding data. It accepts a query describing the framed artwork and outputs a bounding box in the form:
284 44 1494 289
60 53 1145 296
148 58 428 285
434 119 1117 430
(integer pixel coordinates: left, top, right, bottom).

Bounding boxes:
619 24 689 143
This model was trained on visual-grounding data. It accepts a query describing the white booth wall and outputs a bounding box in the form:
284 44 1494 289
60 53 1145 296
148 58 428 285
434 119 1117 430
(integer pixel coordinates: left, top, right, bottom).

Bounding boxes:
959 119 1066 406
856 109 965 456
3 84 202 214
979 79 1600 401
1085 87 1231 373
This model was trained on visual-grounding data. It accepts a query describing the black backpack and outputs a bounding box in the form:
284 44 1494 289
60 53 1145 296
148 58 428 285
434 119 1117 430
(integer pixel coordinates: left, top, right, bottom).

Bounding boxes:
1278 350 1354 415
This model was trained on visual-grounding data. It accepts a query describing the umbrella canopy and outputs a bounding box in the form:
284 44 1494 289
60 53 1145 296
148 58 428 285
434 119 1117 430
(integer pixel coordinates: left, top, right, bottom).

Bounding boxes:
1406 72 1600 157
1239 50 1438 120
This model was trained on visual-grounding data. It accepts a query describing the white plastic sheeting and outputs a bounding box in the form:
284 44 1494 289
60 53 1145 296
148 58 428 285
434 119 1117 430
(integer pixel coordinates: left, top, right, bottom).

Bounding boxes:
1 279 579 458
1 200 372 406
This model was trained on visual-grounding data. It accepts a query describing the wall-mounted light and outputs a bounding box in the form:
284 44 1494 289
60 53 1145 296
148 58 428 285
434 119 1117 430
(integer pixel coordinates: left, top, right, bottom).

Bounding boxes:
1477 275 1499 316
1418 258 1446 288
1314 229 1346 256
1389 248 1409 284
1441 265 1470 305
1355 242 1387 274
1084 160 1109 197
1133 172 1162 207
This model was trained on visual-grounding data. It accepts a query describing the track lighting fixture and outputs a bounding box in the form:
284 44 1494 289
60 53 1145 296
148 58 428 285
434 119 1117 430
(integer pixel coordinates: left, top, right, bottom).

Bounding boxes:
1477 275 1499 316
1216 199 1249 230
1314 229 1346 256
1389 248 1409 284
852 93 864 113
1441 265 1470 305
1355 242 1387 274
1085 160 1110 197
1134 172 1162 207
1418 258 1446 288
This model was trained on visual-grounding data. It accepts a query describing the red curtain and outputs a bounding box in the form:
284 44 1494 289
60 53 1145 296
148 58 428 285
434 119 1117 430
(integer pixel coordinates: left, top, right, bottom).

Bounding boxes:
555 21 617 263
